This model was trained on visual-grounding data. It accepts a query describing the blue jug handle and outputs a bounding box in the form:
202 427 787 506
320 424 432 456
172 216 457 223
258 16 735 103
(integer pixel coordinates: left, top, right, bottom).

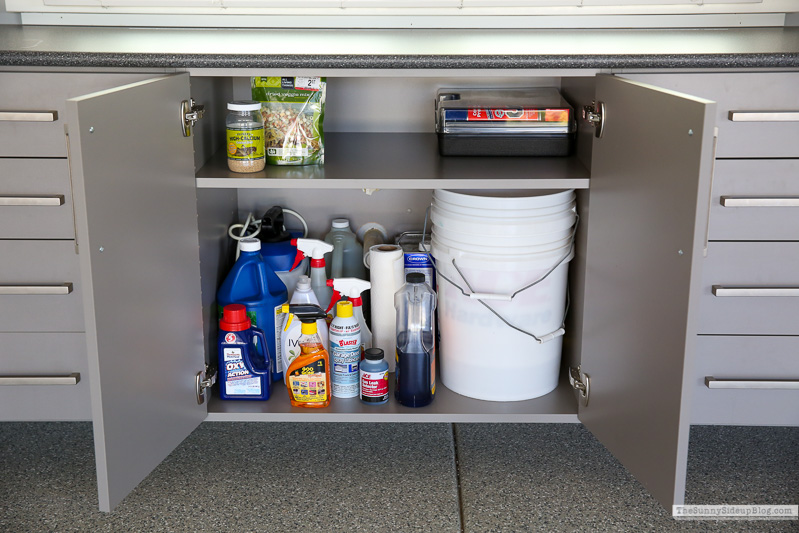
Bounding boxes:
244 326 271 376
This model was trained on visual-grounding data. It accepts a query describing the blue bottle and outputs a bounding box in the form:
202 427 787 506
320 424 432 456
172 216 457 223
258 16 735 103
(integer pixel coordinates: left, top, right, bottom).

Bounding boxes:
218 237 288 382
218 304 271 401
360 348 389 405
394 272 437 407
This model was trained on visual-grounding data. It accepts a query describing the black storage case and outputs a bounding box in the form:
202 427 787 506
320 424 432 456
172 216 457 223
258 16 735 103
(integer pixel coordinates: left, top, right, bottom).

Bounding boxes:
436 88 576 157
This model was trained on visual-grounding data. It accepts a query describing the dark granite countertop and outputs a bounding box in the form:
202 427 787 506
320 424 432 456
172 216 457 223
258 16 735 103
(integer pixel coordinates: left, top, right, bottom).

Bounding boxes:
1 25 799 70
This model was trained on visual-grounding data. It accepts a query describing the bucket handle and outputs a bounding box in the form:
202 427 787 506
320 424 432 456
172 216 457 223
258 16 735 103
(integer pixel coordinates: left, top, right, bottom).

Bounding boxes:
422 204 578 344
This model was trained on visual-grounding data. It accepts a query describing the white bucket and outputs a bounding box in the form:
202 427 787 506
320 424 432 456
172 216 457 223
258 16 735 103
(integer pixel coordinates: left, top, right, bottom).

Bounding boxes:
430 188 575 402
432 242 573 401
431 225 573 255
434 189 575 211
434 196 576 219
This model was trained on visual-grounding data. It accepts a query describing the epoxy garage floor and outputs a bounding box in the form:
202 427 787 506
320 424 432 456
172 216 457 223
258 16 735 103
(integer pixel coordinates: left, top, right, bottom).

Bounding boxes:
0 422 797 532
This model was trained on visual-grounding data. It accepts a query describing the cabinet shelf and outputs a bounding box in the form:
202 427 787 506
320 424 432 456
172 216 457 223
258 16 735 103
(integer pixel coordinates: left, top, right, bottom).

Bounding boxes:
205 374 579 423
196 133 590 190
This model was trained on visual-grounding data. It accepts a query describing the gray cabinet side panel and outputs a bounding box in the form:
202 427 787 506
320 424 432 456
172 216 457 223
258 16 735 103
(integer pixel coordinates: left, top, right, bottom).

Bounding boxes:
579 75 714 509
196 188 238 364
67 74 206 512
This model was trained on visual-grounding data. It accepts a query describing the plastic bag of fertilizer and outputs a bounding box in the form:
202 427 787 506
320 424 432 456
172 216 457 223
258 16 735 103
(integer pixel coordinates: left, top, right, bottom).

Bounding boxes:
251 76 325 166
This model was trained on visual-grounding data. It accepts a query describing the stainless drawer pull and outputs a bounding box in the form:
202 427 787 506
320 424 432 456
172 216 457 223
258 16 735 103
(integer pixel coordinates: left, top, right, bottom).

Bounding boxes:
728 111 799 122
712 286 799 297
0 195 65 207
0 111 58 122
0 283 73 295
0 373 80 386
705 377 799 390
721 196 799 208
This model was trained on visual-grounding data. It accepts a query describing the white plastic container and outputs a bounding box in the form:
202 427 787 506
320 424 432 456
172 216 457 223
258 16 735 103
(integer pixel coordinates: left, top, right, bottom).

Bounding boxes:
329 300 361 398
280 276 329 384
430 189 575 402
434 188 575 211
433 243 573 401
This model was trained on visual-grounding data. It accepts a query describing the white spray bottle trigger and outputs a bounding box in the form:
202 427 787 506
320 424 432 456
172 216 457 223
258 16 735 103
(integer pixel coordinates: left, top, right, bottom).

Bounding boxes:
325 277 371 313
330 278 372 299
291 238 335 270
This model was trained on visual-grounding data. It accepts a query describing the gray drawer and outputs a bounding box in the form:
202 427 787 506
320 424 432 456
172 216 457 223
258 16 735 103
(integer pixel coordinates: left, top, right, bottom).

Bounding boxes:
708 159 799 241
0 72 151 157
0 240 84 332
623 72 799 158
0 332 91 421
0 158 75 239
692 335 799 426
699 242 799 335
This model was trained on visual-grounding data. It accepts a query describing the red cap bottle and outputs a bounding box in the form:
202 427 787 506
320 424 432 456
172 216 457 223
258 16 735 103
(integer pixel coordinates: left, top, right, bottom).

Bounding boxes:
220 303 251 332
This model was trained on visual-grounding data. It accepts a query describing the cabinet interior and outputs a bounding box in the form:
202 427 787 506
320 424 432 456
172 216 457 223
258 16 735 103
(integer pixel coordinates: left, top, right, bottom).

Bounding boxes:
188 74 597 421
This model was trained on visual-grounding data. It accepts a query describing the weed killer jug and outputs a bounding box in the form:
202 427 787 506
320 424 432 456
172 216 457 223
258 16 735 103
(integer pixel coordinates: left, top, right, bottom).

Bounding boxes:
218 304 271 401
395 272 437 407
218 237 288 382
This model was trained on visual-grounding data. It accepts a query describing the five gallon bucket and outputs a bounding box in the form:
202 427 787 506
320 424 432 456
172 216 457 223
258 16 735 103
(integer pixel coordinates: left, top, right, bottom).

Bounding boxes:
431 189 576 402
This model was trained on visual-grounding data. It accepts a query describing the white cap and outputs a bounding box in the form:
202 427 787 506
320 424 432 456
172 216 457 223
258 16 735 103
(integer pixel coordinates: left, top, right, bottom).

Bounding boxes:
331 219 350 229
228 100 261 112
296 276 311 291
240 237 261 252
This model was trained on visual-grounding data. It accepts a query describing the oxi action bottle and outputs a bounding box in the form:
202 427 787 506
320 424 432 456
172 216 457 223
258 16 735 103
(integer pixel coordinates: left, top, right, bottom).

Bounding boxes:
218 304 271 401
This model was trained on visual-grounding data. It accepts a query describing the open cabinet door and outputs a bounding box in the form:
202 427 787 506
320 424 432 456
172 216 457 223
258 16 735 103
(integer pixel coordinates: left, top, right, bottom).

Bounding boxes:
578 75 715 510
67 74 207 512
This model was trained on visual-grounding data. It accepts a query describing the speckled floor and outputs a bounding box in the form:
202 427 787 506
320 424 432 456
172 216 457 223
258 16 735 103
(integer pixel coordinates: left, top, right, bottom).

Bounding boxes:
0 423 796 532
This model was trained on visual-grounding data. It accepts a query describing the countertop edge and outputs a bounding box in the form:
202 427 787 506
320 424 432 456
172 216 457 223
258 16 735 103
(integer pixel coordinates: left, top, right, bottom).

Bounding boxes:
3 51 799 69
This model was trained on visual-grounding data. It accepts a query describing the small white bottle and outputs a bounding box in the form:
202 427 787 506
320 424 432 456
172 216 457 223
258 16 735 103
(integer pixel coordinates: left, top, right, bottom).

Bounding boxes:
329 300 361 398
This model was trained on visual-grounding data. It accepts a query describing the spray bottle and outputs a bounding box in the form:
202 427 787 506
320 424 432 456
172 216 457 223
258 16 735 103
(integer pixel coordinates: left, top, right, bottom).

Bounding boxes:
280 275 329 384
329 300 361 398
291 238 334 316
282 303 331 408
325 278 372 356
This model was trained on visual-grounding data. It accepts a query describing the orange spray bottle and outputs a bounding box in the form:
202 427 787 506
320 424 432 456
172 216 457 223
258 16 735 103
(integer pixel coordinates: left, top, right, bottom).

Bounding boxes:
282 303 331 408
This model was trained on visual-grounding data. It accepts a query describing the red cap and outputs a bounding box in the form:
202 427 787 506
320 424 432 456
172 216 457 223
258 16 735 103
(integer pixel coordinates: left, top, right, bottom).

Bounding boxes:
220 303 251 332
350 296 362 307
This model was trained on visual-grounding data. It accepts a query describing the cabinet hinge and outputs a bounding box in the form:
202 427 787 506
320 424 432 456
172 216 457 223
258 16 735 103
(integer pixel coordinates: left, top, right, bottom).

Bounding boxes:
569 365 590 407
195 364 217 405
582 101 605 139
181 98 205 138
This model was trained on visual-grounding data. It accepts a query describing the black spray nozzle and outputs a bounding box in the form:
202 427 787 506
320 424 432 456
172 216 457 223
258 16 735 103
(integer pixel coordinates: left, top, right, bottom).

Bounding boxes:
282 303 326 323
259 206 291 243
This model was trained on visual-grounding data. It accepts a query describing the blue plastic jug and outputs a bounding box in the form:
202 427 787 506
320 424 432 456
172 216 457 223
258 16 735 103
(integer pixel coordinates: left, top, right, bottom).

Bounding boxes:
218 304 271 401
218 237 288 382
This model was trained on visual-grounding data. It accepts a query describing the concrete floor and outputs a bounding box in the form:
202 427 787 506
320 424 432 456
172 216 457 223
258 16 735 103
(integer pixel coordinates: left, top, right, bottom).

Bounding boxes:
0 422 796 532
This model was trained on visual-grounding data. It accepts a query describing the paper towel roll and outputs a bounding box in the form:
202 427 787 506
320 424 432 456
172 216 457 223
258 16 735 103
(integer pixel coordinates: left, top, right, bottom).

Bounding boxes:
368 244 405 372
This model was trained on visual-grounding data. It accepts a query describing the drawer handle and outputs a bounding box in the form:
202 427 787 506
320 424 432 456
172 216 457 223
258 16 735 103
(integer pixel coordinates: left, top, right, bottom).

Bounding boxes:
721 196 799 208
0 373 80 386
0 195 65 207
728 111 799 122
705 377 799 390
0 283 73 295
0 111 58 122
712 286 799 297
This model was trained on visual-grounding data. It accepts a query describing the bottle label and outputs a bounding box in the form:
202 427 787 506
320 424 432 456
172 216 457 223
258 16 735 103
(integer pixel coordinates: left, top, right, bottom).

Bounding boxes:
273 303 285 373
222 347 262 396
288 360 328 403
226 126 265 161
360 370 389 402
